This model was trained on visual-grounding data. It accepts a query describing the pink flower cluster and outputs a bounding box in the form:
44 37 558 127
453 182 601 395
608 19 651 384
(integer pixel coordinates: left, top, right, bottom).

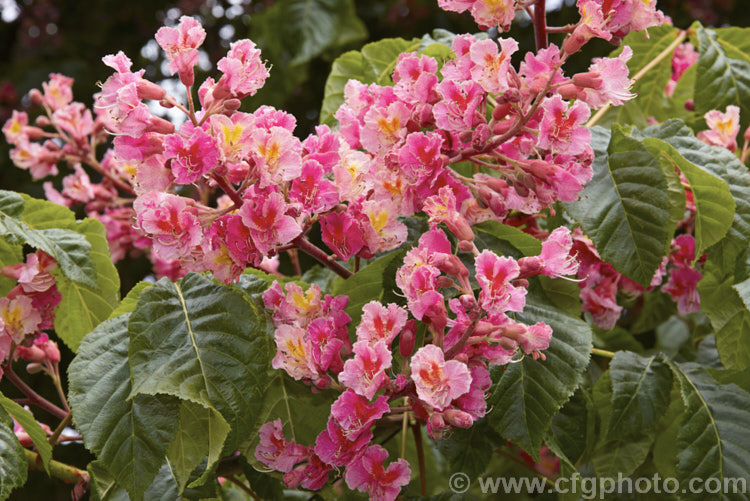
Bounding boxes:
0 250 62 380
255 226 579 498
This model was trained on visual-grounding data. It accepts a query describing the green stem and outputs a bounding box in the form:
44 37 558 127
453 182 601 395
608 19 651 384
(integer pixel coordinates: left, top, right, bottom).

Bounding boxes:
48 412 73 446
591 347 615 358
411 423 427 497
25 449 88 484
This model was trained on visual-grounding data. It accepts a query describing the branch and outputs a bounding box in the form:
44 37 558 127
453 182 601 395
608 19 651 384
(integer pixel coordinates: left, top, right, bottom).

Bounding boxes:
2 365 68 420
533 0 548 50
25 449 89 484
293 236 352 279
411 423 427 497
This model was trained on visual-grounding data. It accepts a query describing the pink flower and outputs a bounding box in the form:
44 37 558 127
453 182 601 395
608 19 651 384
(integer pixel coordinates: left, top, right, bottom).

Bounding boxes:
397 131 445 185
361 200 408 255
1 250 57 293
410 344 472 411
339 340 392 400
217 39 270 98
61 164 95 204
52 103 94 142
434 79 485 132
697 105 741 152
314 419 372 467
249 126 302 188
344 445 411 501
271 324 317 382
41 73 74 111
255 419 308 473
321 211 365 261
238 188 301 255
288 159 339 215
361 101 411 155
283 452 331 491
538 96 591 155
662 267 701 314
0 295 41 343
575 46 635 109
2 110 29 144
581 274 622 329
539 227 579 277
393 52 439 105
14 333 60 364
164 125 219 184
331 390 390 436
155 16 206 86
210 113 254 165
134 192 202 260
666 42 698 97
469 38 518 95
475 250 527 314
470 0 516 31
357 302 408 345
520 45 566 96
423 186 474 241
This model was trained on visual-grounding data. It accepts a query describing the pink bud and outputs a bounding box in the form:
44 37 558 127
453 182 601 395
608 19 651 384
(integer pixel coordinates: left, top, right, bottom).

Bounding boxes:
29 89 44 106
44 342 60 364
436 276 457 289
35 115 51 127
136 80 167 100
572 71 603 89
492 119 514 136
429 413 446 431
492 103 513 122
684 99 694 111
444 409 473 428
26 363 43 374
743 125 750 143
399 320 416 359
223 98 242 111
459 294 477 312
146 115 175 135
557 84 584 101
562 29 589 55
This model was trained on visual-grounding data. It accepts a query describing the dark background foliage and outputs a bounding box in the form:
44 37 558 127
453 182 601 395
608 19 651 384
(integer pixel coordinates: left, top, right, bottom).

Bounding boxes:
0 1 746 499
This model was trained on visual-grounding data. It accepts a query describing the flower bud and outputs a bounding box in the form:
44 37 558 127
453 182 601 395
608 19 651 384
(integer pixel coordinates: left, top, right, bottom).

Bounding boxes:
223 98 242 111
745 125 750 143
492 103 513 122
26 363 44 374
35 115 51 127
557 84 584 101
146 115 175 135
684 99 694 111
399 320 416 359
572 71 603 89
444 409 473 428
29 89 44 106
492 119 514 136
136 80 167 101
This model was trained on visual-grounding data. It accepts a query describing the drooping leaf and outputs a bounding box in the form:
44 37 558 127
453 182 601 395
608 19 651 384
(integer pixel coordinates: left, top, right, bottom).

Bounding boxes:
54 218 120 351
694 26 750 134
592 433 654 478
0 407 27 501
564 126 676 286
546 388 595 466
67 315 180 501
435 419 499 481
0 392 52 474
166 400 229 492
606 352 673 440
640 137 735 257
108 281 153 320
652 385 687 480
669 362 750 500
320 37 420 125
87 461 129 501
128 273 274 451
331 249 406 330
486 295 592 458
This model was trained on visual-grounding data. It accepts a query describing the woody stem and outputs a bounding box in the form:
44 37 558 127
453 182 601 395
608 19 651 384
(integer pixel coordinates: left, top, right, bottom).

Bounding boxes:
533 0 548 51
293 236 353 279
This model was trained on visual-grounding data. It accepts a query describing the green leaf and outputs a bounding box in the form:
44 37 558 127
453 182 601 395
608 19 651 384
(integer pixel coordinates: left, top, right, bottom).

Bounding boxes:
0 191 96 288
108 281 153 320
699 259 750 370
435 419 499 481
320 37 420 125
633 119 750 264
564 126 675 286
128 273 274 451
0 408 27 501
143 459 220 501
640 137 735 257
607 352 673 440
0 392 52 474
652 385 686 479
592 433 654 478
88 461 129 501
486 295 592 457
54 218 120 351
473 221 542 256
694 26 750 134
669 362 750 500
331 250 406 330
243 371 336 456
241 458 285 500
166 401 229 492
546 388 595 466
67 315 181 501
0 240 22 296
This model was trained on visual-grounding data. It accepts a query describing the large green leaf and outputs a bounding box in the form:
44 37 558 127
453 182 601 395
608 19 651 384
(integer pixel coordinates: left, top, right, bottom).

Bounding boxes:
331 249 406 330
606 351 673 440
669 362 750 500
640 137 735 257
128 273 274 451
0 407 27 501
694 26 750 133
67 315 180 501
0 240 22 297
0 190 96 288
320 37 421 125
592 433 654 478
545 388 595 466
486 295 592 458
0 392 52 474
564 126 677 286
435 419 499 481
54 218 120 351
108 281 153 320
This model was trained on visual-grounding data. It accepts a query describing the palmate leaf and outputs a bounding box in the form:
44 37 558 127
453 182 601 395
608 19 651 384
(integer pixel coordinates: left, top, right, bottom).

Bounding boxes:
0 407 27 501
128 273 274 451
564 126 679 286
67 315 180 501
606 351 673 440
0 393 52 475
669 362 750 500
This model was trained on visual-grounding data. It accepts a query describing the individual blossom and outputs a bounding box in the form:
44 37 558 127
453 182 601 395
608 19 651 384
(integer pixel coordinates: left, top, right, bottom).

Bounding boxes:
344 445 411 501
538 95 591 155
433 79 485 132
410 344 472 411
339 340 392 400
314 419 372 467
356 302 409 346
697 105 741 152
41 73 74 111
216 39 270 98
271 324 317 382
360 200 408 256
1 250 57 293
475 250 527 314
469 37 519 95
423 186 474 242
519 226 580 278
360 101 411 155
665 42 698 97
283 451 332 491
289 159 339 215
0 295 41 343
570 47 635 109
134 192 202 260
580 274 622 329
238 188 302 255
164 124 220 184
155 16 206 86
661 267 701 314
248 126 302 188
321 211 365 261
330 390 390 437
255 419 308 473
